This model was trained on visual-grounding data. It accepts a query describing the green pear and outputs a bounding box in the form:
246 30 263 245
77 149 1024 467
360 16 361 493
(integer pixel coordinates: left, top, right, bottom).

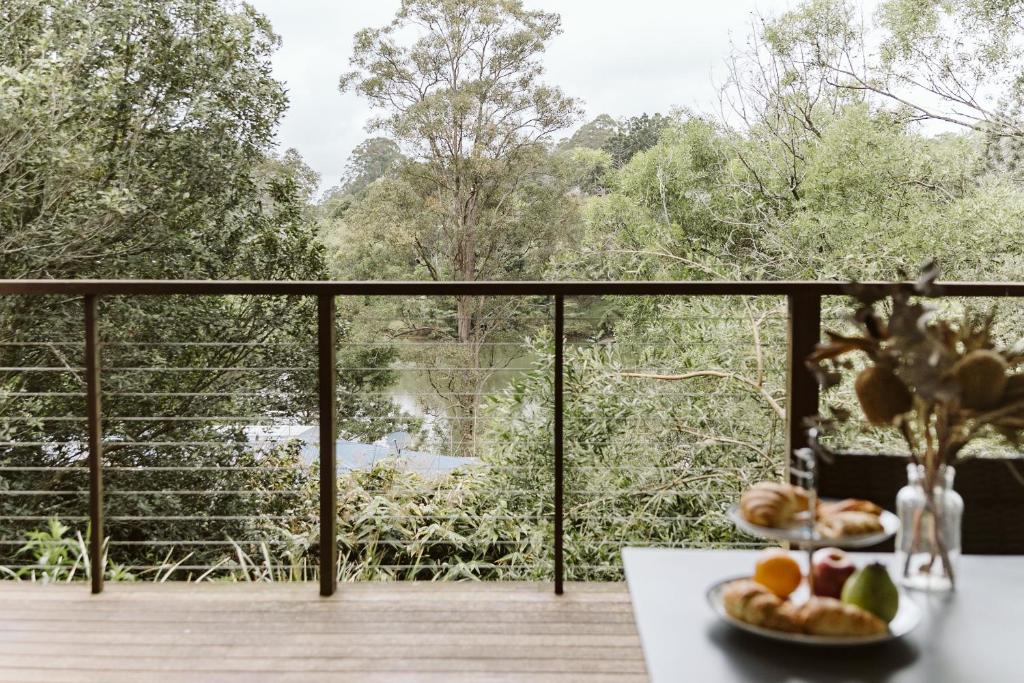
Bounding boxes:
840 562 899 623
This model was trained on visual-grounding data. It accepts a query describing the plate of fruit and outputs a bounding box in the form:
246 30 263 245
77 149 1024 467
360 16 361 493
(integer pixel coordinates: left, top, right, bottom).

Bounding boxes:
706 548 921 646
728 482 899 547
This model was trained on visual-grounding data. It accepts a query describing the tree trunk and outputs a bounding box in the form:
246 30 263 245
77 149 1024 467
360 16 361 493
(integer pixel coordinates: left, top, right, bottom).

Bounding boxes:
450 196 482 455
455 196 478 344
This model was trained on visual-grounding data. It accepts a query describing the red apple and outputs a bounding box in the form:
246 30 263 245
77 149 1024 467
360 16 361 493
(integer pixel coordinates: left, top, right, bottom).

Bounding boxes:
811 547 855 599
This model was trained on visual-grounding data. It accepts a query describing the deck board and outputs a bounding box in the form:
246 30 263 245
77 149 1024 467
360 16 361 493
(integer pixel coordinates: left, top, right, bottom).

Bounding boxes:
0 582 647 682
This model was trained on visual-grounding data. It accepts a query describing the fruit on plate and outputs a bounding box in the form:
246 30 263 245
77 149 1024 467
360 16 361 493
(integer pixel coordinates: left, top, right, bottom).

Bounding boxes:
841 562 900 623
752 549 802 599
811 547 856 599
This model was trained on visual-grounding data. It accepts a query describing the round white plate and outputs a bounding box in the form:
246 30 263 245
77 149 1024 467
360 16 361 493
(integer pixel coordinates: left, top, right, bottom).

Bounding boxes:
727 503 899 548
706 576 921 647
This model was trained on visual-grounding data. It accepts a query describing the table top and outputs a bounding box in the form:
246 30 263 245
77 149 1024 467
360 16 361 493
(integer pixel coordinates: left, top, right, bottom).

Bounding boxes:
622 548 1024 683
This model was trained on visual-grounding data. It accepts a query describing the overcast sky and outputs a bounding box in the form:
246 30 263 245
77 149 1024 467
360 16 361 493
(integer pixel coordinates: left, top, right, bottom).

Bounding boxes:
249 0 859 194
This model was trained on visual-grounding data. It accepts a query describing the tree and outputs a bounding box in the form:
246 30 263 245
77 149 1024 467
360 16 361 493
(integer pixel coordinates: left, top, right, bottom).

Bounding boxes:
861 0 1024 141
603 113 674 167
338 137 405 198
558 114 618 151
0 0 402 572
555 146 614 196
339 0 581 343
745 0 1024 146
318 138 404 224
714 0 1024 282
0 0 290 279
719 1 860 227
336 0 581 454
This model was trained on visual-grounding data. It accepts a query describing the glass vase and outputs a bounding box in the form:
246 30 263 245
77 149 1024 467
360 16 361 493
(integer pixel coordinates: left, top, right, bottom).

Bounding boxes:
894 464 963 591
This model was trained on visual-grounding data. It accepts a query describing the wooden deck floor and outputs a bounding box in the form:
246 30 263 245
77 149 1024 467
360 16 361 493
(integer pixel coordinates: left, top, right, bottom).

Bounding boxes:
0 582 647 682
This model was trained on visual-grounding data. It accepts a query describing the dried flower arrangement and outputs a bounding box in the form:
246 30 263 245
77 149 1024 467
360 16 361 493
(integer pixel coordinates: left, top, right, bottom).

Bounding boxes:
805 263 1024 588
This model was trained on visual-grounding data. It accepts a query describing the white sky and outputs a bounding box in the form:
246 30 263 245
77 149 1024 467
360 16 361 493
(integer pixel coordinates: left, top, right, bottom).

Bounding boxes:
250 0 873 194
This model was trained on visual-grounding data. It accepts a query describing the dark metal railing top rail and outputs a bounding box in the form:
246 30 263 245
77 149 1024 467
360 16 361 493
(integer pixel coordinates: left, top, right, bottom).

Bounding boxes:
2 278 1021 596
4 279 1024 296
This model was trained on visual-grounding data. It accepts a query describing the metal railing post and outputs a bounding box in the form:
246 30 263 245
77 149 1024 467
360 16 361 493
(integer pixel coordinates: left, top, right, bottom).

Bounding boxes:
786 292 821 479
318 295 337 597
554 295 564 595
84 294 104 594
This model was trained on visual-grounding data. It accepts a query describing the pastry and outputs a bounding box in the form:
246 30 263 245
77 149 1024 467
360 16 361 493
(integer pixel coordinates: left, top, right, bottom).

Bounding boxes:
739 482 809 527
818 498 883 517
791 485 810 513
816 510 884 539
798 597 887 636
722 580 802 633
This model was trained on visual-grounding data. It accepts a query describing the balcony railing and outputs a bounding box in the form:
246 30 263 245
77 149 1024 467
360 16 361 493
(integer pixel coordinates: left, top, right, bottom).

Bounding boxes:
3 279 1024 596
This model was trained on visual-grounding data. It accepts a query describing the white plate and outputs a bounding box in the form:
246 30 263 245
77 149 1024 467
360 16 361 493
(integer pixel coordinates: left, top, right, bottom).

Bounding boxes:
706 576 921 647
727 503 899 548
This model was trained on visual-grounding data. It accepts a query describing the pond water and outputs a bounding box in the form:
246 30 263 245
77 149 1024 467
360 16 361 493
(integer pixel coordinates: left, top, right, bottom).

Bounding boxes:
384 348 538 454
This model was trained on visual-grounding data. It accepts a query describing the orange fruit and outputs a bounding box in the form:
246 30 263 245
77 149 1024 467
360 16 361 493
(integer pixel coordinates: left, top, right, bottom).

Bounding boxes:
753 549 802 598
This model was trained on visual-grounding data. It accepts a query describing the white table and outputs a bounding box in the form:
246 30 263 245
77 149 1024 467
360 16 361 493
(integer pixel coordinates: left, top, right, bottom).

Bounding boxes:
622 548 1024 683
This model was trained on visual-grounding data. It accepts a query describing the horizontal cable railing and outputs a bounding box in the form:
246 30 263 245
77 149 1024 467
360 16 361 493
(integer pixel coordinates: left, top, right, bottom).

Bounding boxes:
3 279 1022 595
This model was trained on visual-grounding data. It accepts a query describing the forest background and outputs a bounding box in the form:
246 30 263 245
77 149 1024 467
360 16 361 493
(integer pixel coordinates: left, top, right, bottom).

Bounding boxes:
2 0 1023 582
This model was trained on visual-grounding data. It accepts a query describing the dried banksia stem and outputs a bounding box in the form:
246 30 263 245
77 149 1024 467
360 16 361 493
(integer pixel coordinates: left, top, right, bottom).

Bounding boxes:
855 365 913 425
953 349 1008 410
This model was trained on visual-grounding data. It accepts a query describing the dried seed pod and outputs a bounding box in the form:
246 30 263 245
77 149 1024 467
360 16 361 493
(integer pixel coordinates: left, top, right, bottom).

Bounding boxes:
1002 374 1024 403
854 365 913 426
953 349 1008 410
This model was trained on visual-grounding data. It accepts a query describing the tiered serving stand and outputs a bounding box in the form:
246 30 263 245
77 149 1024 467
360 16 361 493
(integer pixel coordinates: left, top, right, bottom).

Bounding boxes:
706 447 920 646
728 447 901 585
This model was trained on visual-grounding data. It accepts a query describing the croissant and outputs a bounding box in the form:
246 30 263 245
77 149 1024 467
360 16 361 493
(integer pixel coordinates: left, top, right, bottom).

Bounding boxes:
791 485 810 512
818 498 882 518
799 597 887 636
722 580 802 633
740 482 808 527
816 511 884 539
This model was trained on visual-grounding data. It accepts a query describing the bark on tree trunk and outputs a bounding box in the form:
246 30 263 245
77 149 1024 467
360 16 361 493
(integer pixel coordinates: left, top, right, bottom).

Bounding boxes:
455 196 478 344
451 197 482 455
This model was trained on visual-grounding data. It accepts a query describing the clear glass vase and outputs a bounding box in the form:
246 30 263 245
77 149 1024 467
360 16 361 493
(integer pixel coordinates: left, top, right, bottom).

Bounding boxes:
895 464 963 591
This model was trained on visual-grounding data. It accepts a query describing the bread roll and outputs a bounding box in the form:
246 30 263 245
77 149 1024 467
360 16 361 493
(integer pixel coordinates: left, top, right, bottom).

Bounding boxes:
740 482 802 527
816 510 884 539
817 498 882 517
722 580 802 633
799 597 887 636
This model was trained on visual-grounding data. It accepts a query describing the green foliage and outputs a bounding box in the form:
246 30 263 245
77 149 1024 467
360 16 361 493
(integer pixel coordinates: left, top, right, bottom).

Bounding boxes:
8 0 1024 585
335 0 582 290
0 0 289 278
12 519 135 583
331 0 585 454
555 147 616 196
558 114 619 152
603 113 675 167
481 334 780 577
759 0 1024 141
0 1 403 573
323 138 405 212
617 118 731 240
15 321 777 582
